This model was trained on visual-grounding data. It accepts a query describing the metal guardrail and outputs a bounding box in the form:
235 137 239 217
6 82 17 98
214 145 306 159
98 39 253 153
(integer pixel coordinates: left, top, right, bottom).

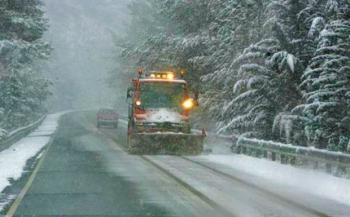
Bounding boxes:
212 134 350 176
120 113 350 176
0 114 47 152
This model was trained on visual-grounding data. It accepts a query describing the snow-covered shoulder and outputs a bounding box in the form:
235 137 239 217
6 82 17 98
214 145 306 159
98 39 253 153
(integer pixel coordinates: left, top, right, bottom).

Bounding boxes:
0 112 67 212
194 155 350 207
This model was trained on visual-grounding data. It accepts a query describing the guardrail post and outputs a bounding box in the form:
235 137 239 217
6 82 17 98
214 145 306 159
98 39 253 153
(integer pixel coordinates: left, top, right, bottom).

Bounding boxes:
271 152 276 161
326 164 332 173
281 154 286 164
290 156 296 165
255 149 262 158
263 150 267 158
231 144 241 154
337 166 346 176
242 147 247 155
247 148 252 156
236 145 241 154
313 161 318 170
302 159 309 167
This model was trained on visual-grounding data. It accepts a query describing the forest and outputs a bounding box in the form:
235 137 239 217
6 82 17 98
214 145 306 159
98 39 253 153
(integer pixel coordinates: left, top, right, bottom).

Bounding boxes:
0 0 51 138
112 0 350 153
0 0 130 139
1 0 349 153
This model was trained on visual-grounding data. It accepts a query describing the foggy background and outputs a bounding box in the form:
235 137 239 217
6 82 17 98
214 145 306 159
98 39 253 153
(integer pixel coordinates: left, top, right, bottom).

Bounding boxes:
43 0 131 112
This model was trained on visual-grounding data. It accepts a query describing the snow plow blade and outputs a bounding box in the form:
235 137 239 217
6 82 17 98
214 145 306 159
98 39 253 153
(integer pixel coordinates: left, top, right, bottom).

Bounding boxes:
128 133 204 155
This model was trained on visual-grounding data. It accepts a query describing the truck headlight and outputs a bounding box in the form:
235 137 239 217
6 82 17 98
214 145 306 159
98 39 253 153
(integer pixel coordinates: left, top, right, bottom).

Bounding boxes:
182 99 194 109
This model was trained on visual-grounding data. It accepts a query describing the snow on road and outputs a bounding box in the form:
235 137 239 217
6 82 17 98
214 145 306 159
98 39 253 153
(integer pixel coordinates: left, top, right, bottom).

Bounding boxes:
0 112 67 212
194 154 350 207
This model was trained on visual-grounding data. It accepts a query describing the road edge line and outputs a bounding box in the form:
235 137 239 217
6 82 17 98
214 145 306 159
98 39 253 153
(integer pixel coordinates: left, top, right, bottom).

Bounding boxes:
5 136 54 217
182 157 330 217
140 156 237 217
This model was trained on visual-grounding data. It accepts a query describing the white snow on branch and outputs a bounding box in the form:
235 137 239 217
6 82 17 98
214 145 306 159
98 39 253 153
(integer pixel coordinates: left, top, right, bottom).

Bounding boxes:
292 102 338 113
287 54 296 72
233 79 247 93
308 17 325 37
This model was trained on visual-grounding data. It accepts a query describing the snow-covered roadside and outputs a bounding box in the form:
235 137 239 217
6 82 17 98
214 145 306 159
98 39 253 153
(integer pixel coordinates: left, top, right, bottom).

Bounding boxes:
7 114 46 138
0 112 67 212
195 155 350 207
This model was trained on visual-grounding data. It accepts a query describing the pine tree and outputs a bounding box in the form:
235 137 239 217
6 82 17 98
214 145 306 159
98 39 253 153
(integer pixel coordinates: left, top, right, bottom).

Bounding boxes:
297 19 350 151
111 0 350 153
283 0 350 152
215 38 302 139
0 0 51 131
112 0 212 90
201 0 307 140
0 107 6 139
199 0 269 127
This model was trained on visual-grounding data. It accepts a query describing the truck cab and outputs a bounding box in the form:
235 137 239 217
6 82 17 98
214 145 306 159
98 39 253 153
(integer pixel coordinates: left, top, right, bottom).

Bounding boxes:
125 69 203 155
127 71 195 134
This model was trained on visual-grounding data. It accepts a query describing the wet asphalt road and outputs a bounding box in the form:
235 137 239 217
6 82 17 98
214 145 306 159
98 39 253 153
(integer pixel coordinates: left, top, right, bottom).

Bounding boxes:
6 112 347 217
10 112 218 217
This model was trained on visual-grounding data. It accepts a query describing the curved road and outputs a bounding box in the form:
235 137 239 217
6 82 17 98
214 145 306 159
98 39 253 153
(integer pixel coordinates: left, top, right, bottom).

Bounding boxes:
4 111 350 217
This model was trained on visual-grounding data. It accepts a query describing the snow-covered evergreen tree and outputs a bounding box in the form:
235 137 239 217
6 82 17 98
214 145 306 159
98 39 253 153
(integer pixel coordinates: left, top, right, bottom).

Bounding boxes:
297 19 350 151
199 0 269 124
215 39 302 140
112 0 213 90
0 0 51 132
259 0 315 143
109 0 170 87
112 0 350 152
0 107 6 139
202 0 307 140
279 0 350 152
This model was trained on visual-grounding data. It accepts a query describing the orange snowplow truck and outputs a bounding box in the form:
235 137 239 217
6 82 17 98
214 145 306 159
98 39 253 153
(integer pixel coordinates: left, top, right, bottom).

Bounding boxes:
126 69 205 155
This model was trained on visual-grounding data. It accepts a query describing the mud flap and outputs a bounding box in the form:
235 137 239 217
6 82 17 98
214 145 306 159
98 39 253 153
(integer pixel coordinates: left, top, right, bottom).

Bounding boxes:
128 133 204 155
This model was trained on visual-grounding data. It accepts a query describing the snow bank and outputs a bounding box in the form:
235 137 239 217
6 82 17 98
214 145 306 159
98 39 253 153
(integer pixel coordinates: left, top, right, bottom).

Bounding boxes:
7 114 46 138
196 155 350 207
0 112 67 212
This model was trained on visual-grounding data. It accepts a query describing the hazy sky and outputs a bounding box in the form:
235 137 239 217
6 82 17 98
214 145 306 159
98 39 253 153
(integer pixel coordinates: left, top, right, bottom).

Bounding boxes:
43 0 131 111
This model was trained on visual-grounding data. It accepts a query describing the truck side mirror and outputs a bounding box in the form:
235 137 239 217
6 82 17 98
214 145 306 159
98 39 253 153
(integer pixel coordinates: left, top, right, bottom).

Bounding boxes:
127 87 133 98
126 87 134 104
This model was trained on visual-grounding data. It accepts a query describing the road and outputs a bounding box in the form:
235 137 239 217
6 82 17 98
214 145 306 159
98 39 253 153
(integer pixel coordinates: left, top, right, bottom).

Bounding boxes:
3 111 349 217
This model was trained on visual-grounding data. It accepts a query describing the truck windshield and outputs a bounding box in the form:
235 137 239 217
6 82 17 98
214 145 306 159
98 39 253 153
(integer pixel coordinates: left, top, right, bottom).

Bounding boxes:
139 82 186 110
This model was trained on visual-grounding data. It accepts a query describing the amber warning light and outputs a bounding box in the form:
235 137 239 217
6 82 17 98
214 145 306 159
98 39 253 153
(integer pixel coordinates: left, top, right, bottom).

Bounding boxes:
148 72 175 80
167 73 174 79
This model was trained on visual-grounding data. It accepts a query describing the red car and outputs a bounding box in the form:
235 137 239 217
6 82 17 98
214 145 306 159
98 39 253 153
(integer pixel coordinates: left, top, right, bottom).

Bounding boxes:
97 108 119 128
